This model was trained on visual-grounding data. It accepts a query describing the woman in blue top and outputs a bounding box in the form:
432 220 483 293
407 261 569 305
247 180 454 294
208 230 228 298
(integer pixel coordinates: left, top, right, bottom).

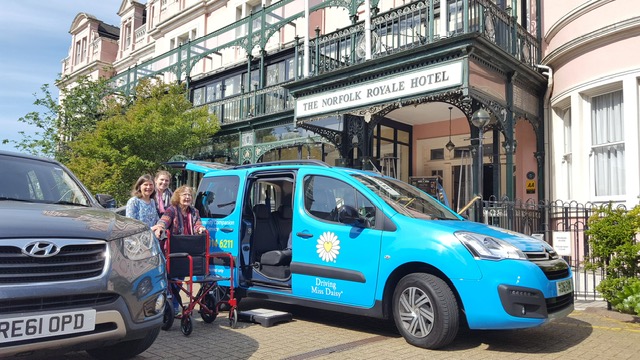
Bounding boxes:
126 174 163 234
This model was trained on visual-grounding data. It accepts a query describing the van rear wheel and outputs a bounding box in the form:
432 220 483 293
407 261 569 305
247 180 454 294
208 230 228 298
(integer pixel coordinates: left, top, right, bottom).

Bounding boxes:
392 273 459 349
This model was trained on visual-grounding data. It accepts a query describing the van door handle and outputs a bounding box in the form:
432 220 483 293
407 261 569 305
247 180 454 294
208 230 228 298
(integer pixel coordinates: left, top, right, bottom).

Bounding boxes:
297 232 313 239
220 227 234 233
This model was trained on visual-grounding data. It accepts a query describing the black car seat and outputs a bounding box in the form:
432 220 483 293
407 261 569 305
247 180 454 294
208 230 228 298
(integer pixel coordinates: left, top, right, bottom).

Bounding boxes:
251 203 291 280
275 205 293 250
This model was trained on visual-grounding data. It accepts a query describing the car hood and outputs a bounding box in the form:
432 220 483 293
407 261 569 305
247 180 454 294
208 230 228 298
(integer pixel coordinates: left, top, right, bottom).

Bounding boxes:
435 220 554 253
0 201 148 241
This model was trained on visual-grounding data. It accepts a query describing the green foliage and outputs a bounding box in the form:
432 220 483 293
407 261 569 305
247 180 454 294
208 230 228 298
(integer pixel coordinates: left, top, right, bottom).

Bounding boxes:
613 278 640 315
585 203 640 315
66 80 219 204
3 76 112 162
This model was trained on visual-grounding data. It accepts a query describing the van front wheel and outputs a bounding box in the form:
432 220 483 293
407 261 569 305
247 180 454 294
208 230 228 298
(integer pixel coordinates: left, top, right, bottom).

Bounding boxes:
392 273 459 349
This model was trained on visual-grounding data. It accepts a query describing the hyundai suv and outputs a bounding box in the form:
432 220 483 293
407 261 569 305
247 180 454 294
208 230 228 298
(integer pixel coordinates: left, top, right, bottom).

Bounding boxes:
0 150 166 359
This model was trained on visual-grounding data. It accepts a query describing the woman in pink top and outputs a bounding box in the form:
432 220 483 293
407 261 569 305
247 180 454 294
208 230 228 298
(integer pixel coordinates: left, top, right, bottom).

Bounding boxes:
154 170 173 216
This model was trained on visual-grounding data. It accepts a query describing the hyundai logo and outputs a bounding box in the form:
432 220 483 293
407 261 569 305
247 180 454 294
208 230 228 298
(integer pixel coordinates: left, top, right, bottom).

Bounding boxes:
22 241 61 258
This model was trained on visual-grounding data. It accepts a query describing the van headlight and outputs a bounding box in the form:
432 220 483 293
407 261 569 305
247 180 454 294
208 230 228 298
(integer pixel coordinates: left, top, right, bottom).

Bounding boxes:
123 230 158 260
455 231 527 260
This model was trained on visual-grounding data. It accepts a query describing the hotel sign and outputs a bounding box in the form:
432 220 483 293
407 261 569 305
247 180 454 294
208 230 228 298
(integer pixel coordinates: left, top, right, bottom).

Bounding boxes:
296 60 463 119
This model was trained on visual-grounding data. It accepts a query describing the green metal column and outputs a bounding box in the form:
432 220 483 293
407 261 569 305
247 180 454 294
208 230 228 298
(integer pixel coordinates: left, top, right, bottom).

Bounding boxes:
492 127 501 198
505 73 515 200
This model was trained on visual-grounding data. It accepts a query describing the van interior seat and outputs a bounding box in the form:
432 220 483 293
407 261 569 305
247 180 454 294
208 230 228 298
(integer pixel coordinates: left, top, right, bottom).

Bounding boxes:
252 204 290 267
275 205 293 250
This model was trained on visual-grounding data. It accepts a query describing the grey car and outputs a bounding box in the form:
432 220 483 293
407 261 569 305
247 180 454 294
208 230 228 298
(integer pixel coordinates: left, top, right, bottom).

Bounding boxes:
0 151 167 359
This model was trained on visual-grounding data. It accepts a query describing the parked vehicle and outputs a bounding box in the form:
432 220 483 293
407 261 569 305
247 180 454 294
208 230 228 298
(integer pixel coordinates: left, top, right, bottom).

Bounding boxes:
0 151 166 359
176 159 574 349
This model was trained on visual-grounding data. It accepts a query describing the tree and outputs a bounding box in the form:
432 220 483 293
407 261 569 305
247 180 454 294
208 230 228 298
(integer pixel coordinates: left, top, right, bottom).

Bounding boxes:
2 76 112 162
66 80 220 204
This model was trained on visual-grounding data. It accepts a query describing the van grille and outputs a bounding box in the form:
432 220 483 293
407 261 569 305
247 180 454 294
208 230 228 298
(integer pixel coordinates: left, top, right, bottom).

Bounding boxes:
0 293 118 315
0 243 106 284
525 251 570 280
546 293 574 313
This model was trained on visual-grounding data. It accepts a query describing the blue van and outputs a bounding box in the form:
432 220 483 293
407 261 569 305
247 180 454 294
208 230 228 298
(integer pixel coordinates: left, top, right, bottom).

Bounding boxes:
185 160 573 349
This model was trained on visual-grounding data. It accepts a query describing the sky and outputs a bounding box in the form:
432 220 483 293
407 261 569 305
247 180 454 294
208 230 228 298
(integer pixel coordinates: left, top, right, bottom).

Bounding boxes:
0 0 122 152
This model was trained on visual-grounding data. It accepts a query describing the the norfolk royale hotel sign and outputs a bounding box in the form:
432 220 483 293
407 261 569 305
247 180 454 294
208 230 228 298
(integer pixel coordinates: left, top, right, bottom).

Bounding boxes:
296 60 463 119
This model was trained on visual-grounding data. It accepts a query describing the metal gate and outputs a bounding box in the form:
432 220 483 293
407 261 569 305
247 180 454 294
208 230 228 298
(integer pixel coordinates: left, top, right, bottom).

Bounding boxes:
480 198 618 300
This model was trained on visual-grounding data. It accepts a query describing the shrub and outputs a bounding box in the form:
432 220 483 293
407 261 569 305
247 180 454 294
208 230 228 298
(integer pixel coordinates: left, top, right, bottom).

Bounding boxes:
611 278 640 315
585 203 640 315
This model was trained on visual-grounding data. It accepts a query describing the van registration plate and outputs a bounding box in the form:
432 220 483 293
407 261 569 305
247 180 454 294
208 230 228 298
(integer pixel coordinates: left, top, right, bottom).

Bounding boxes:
0 309 96 343
556 279 573 296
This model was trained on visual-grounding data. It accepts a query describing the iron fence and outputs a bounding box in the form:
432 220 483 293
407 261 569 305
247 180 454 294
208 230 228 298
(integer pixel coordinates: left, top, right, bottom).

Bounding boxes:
479 198 624 301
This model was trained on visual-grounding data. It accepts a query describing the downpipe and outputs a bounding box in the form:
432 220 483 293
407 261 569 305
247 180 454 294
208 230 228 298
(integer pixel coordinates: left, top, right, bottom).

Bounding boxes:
534 64 553 202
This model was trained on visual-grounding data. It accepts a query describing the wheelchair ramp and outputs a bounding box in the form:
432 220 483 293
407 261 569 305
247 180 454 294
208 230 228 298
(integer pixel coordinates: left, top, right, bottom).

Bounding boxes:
238 308 293 327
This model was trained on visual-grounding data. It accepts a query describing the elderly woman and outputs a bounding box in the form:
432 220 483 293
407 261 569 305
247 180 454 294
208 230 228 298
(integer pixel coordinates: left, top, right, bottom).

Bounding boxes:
154 185 206 315
154 185 206 238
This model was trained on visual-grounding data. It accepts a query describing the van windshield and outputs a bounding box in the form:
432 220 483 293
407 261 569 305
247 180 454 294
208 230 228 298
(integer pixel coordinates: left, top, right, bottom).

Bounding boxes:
352 174 459 220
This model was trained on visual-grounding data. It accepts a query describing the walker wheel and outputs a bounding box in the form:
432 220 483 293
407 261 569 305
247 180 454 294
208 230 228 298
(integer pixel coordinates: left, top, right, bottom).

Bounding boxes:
201 294 218 323
181 315 193 336
229 308 238 329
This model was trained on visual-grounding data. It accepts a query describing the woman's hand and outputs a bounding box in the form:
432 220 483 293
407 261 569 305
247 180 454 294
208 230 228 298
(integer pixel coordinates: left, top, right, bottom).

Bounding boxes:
196 226 206 234
151 224 164 238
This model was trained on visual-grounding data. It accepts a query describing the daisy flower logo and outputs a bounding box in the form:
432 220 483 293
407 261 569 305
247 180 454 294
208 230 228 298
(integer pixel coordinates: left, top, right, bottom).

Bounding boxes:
316 231 340 262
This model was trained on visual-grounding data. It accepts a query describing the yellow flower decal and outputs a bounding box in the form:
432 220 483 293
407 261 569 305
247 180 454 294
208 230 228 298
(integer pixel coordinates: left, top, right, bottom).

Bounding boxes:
317 231 340 262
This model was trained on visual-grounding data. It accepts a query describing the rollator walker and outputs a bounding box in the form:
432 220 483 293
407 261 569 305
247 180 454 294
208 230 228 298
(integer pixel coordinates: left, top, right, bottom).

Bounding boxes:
162 230 237 336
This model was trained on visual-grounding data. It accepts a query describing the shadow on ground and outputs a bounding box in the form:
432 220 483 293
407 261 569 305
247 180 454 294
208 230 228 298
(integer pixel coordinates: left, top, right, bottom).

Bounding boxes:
240 298 593 354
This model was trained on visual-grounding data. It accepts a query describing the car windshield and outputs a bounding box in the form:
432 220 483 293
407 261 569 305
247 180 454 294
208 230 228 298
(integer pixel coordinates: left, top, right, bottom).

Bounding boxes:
0 154 90 206
352 174 459 220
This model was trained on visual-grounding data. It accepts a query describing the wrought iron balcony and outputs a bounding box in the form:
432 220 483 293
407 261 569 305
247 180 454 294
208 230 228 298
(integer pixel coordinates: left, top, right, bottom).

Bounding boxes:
310 0 538 75
201 83 293 126
109 0 538 126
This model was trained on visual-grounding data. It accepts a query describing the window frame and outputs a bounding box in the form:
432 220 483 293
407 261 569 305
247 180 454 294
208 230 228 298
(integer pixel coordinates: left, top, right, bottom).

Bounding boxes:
587 88 625 200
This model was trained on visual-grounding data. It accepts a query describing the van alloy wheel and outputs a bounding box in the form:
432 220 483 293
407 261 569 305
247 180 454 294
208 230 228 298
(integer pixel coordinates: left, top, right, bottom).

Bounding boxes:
392 273 459 349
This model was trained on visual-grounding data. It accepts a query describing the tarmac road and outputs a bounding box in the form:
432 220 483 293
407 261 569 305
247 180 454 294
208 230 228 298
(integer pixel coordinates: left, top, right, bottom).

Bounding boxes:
52 299 640 360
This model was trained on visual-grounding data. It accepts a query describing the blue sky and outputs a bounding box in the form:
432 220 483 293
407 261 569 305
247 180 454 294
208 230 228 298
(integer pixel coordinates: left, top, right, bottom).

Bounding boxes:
0 0 122 152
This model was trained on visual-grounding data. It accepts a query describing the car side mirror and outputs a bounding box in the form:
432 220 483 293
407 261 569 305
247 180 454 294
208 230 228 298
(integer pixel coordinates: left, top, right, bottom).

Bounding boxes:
95 194 116 209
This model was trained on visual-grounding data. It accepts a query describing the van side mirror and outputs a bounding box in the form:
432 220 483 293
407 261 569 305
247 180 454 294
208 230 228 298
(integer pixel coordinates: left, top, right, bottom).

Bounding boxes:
95 194 116 208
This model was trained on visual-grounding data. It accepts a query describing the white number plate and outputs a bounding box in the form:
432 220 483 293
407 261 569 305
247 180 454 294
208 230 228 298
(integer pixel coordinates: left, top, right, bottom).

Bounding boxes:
556 278 573 296
0 309 96 344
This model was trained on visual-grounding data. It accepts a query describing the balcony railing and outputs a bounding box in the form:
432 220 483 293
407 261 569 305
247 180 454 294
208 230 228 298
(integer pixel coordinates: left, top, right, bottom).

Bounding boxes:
310 0 539 75
202 83 293 126
109 0 539 126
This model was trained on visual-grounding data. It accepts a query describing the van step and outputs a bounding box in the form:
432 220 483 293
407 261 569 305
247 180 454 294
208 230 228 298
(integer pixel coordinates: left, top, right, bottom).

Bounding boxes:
237 308 293 327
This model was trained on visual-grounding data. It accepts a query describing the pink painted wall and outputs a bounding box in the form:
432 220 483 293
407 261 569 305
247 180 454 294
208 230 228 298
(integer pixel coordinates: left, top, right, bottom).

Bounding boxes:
412 117 469 141
550 37 640 97
469 61 506 101
514 119 538 201
543 0 638 51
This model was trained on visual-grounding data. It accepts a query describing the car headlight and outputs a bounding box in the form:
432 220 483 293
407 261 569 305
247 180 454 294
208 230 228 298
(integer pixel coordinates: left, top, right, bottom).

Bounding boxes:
455 231 527 260
123 230 158 260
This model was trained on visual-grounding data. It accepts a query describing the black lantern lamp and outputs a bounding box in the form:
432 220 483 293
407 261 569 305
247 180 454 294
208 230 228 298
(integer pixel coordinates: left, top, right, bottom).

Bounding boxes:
445 106 456 152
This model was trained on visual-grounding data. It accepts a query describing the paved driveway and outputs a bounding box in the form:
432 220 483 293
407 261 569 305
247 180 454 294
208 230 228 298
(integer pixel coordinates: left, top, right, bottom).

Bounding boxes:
53 300 640 360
